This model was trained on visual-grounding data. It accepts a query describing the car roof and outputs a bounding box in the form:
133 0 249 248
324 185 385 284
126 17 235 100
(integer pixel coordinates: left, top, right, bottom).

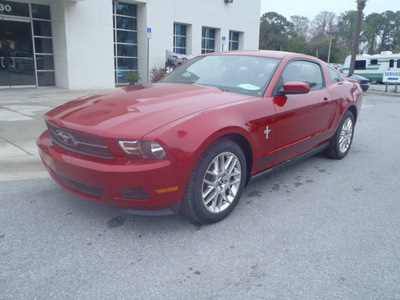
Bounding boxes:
206 50 314 60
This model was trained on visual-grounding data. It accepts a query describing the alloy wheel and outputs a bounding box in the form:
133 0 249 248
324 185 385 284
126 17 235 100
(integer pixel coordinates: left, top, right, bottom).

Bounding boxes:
201 152 242 213
339 117 353 153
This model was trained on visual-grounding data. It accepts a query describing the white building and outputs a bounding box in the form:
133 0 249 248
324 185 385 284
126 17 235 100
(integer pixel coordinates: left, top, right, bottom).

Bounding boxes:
0 0 261 89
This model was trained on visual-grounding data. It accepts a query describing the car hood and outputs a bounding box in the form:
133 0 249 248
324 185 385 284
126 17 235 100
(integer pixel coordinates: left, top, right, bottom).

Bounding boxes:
45 83 252 138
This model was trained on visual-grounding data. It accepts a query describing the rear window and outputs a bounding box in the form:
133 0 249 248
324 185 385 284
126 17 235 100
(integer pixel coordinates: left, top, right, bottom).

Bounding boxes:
328 67 343 83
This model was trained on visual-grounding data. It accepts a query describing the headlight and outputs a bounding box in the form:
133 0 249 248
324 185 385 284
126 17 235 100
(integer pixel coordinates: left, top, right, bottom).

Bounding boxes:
117 140 167 159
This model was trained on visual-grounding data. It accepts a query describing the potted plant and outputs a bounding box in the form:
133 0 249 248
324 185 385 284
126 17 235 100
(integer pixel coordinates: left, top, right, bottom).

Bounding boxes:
123 71 141 85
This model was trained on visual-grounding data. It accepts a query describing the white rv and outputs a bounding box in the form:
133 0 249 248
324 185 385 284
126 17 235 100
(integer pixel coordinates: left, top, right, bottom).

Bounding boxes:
343 51 400 83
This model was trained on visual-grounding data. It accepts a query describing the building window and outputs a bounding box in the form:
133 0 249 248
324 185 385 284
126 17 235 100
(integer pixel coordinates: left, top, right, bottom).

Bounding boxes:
174 23 187 54
113 2 138 84
32 4 55 86
202 27 216 54
229 31 239 50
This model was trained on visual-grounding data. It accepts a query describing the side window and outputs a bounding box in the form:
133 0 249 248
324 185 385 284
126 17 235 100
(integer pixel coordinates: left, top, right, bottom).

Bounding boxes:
389 59 394 68
355 60 366 70
328 67 343 83
370 59 378 65
281 60 324 91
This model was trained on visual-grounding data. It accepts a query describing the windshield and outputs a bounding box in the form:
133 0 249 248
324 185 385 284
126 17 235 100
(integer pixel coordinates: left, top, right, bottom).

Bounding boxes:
161 55 280 97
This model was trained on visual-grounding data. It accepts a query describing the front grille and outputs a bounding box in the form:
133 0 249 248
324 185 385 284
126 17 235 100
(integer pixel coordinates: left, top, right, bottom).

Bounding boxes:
47 122 114 159
55 172 103 197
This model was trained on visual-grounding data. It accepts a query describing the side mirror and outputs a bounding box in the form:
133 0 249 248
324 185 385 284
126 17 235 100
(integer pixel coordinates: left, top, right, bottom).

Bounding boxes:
279 81 310 95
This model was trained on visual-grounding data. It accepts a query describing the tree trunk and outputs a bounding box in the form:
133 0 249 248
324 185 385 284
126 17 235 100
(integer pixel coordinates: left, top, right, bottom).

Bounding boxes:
348 0 367 75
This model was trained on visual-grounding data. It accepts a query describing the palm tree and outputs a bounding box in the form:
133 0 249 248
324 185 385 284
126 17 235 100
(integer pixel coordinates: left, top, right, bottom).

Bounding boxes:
348 0 367 75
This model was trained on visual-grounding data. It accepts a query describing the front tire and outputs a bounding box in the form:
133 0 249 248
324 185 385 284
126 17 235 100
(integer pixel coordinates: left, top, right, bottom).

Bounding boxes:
181 139 247 224
326 111 355 159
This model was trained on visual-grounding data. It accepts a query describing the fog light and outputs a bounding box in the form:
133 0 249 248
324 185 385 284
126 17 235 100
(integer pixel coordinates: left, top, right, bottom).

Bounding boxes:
122 187 149 199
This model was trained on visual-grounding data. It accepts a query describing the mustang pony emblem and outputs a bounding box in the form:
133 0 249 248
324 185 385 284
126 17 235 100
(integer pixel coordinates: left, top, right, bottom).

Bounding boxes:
264 126 272 140
56 130 78 146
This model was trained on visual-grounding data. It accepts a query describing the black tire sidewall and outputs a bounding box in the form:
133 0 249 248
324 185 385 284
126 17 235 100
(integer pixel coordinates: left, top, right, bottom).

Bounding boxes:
332 111 355 159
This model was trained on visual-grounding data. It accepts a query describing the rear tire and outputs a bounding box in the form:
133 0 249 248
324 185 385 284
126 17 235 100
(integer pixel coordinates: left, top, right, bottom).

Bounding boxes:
325 111 355 159
181 139 246 224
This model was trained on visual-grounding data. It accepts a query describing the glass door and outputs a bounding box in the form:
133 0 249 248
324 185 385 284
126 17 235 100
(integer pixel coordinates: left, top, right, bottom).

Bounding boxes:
0 18 36 88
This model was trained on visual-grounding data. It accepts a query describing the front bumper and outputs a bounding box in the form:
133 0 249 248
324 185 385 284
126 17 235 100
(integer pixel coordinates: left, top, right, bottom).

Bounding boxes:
37 131 187 211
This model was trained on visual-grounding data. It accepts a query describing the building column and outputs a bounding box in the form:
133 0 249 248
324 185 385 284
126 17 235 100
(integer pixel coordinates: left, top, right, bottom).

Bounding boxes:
51 0 115 89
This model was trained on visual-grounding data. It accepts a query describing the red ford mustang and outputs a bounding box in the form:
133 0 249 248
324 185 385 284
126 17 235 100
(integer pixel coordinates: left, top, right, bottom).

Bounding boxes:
37 50 362 224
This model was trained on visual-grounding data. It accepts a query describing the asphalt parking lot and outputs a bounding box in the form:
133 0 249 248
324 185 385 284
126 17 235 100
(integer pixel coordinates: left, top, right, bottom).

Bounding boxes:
1 92 400 299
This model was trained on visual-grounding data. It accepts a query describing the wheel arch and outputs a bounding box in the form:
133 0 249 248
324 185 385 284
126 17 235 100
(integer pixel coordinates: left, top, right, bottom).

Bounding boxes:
217 133 253 186
347 105 358 123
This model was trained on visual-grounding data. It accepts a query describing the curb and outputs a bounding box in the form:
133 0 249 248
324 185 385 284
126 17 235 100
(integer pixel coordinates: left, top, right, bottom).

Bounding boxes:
365 90 400 97
0 155 49 182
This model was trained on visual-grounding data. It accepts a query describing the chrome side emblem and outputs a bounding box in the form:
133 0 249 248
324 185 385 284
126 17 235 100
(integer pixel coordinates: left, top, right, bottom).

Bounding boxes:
264 126 272 140
56 130 78 146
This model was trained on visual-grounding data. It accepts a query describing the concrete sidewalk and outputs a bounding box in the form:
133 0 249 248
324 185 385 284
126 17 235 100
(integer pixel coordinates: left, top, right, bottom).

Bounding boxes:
0 87 115 182
0 86 399 182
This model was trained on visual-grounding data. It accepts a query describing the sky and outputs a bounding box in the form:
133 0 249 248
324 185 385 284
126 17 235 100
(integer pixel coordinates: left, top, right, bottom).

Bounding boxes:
260 0 399 20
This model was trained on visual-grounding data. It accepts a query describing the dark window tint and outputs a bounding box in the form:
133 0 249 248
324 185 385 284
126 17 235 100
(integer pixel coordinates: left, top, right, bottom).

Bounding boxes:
117 57 137 70
116 17 137 30
36 55 54 70
202 27 216 54
355 60 366 70
35 38 53 53
117 30 137 44
230 31 239 41
175 36 186 48
202 27 215 39
113 2 137 85
229 31 239 50
174 24 186 36
117 44 137 57
389 59 394 68
206 39 215 49
116 3 136 17
116 71 129 84
370 59 378 65
32 4 50 19
174 23 187 54
37 71 55 86
397 60 400 68
33 20 52 37
174 48 186 54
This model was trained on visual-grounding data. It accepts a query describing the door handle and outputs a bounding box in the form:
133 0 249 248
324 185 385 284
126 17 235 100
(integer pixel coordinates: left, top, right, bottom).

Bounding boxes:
0 57 5 68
